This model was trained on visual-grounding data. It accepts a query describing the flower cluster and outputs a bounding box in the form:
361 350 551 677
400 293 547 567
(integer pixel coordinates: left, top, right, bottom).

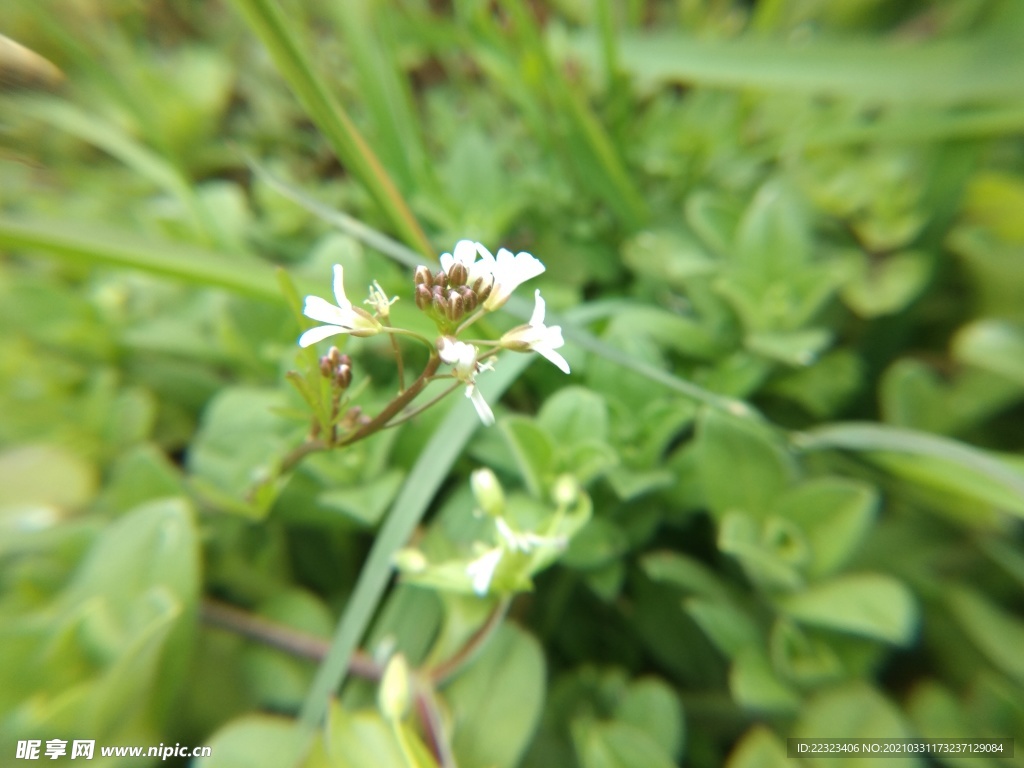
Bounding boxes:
296 240 569 431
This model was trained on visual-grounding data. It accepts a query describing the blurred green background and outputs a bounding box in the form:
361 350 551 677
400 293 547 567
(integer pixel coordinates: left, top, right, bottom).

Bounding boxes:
2 1 1024 766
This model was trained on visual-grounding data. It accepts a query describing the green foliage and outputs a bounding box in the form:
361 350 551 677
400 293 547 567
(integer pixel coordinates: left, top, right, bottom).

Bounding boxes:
2 0 1024 766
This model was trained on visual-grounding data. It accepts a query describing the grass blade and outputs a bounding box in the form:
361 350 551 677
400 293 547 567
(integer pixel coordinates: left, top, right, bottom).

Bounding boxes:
0 215 282 301
227 0 434 258
794 422 1024 502
582 33 1024 105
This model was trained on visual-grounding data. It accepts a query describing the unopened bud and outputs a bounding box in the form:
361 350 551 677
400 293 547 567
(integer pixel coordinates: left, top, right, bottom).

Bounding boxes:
460 285 478 312
447 261 468 286
433 292 449 317
413 265 433 288
553 474 580 507
415 284 432 310
335 360 352 389
448 290 464 320
378 653 411 721
473 276 493 303
471 468 505 517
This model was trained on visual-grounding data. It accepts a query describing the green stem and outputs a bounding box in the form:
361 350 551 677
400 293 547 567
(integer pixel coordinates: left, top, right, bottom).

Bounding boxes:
338 355 441 446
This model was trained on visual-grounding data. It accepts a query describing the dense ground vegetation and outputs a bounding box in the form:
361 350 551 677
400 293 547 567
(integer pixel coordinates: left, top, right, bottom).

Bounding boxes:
2 1 1024 766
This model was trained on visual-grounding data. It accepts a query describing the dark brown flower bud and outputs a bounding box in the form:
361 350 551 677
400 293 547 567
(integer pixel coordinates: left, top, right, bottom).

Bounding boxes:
433 292 449 317
461 285 478 312
448 289 464 320
447 262 468 287
414 265 433 288
415 284 432 310
335 362 352 389
434 271 446 289
473 276 493 303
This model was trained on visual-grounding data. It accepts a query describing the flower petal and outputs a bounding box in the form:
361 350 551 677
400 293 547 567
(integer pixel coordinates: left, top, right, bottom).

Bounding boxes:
467 385 495 426
332 265 353 311
298 324 349 347
467 548 502 595
535 344 571 374
529 289 546 326
304 295 354 325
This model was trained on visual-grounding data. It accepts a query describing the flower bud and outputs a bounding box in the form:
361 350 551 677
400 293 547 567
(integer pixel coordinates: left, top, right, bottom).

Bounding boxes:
413 265 433 288
378 653 411 722
553 474 580 507
461 285 479 312
473 276 493 304
432 292 449 317
471 468 505 517
414 284 432 310
448 289 464 320
447 261 468 287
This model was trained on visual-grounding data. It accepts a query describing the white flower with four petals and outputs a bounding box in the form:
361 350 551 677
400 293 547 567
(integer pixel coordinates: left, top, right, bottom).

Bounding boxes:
438 337 495 426
500 289 570 374
298 265 382 347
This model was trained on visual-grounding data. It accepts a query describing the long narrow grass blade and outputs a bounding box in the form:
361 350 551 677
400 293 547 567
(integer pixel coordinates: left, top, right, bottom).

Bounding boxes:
298 354 534 730
227 0 434 259
580 33 1024 104
0 215 281 301
13 98 220 246
794 423 1024 501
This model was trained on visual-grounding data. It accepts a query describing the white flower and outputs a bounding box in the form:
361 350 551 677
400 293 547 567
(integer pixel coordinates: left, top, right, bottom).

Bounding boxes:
438 337 495 425
440 240 495 286
499 290 570 374
495 517 567 553
440 241 546 310
298 265 382 346
466 547 503 595
484 248 545 310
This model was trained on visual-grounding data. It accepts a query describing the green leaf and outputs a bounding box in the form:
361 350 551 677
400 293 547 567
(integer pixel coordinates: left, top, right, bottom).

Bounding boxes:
745 328 832 367
195 714 312 768
500 416 557 499
537 386 610 446
840 250 932 317
0 443 97 517
640 551 733 601
947 587 1024 684
318 469 406 527
725 726 790 768
953 319 1024 386
573 718 678 768
188 387 299 519
324 704 407 768
564 517 630 571
778 573 918 646
614 679 685 760
697 409 797 520
729 648 800 713
446 624 545 768
770 478 878 579
794 683 918 750
685 598 761 659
